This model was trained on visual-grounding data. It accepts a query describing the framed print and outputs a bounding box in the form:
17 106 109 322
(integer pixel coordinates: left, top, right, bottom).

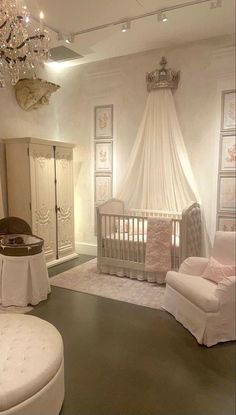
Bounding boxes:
218 175 236 212
95 141 113 172
221 90 236 131
94 105 113 138
220 133 236 172
218 215 236 232
95 174 112 204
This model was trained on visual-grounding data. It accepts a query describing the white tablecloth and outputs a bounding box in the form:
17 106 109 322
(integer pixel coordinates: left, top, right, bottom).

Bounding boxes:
0 253 51 306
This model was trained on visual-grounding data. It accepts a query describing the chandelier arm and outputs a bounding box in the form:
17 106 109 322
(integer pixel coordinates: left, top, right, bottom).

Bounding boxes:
6 30 12 44
0 20 7 29
4 34 45 53
3 53 27 63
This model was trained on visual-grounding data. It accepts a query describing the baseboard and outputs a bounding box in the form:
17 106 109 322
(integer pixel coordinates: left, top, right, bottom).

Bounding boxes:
47 253 79 268
75 242 97 256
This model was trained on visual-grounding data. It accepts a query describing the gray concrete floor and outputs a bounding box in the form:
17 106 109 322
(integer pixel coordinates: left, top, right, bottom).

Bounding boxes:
30 255 236 415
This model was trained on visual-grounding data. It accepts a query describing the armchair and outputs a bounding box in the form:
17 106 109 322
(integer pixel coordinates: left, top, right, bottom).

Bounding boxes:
163 231 235 347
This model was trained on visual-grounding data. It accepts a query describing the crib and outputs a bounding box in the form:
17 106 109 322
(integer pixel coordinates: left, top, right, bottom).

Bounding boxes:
97 198 201 284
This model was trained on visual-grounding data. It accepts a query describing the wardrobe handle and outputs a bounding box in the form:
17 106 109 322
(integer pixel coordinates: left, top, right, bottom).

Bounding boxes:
56 206 61 213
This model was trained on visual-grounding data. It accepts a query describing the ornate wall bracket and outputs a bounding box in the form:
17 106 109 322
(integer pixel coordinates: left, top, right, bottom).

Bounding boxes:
14 78 60 111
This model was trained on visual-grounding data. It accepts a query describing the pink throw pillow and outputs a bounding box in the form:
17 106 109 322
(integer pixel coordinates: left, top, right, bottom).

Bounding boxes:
202 256 236 284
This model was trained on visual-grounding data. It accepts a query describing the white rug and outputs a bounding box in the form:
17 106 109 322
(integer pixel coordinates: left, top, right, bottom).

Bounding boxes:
0 305 33 314
50 259 165 310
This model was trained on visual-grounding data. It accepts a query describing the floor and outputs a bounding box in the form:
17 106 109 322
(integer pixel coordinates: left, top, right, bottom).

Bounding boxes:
30 255 236 415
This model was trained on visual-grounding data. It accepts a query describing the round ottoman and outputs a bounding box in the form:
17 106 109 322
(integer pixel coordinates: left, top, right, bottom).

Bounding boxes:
0 314 64 415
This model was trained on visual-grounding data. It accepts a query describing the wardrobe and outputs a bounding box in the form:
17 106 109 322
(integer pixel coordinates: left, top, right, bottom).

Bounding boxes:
4 137 77 265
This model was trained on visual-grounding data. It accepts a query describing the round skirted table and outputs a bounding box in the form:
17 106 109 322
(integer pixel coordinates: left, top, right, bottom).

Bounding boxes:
0 253 51 307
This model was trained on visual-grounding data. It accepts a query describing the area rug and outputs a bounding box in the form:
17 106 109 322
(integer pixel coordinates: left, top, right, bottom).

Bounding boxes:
50 259 165 310
0 305 33 314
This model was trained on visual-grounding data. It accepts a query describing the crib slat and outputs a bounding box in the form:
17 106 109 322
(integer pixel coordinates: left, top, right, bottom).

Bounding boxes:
173 220 176 269
113 215 115 259
122 215 125 261
104 215 107 257
118 215 121 260
127 216 130 261
109 215 112 258
133 217 135 262
142 218 145 263
136 218 139 262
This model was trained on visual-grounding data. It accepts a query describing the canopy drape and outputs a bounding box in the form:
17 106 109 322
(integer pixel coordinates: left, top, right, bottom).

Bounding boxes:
117 88 199 212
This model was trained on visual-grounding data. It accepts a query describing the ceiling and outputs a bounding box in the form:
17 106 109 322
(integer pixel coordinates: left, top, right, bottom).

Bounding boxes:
28 0 235 67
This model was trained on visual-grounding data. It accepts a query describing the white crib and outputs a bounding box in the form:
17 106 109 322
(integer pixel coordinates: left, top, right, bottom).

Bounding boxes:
96 199 201 284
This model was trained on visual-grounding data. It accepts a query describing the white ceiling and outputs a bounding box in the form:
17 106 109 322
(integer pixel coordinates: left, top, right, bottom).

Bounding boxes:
28 0 235 67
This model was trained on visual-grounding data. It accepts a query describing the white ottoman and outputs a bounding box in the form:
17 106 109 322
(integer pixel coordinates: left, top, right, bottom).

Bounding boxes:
0 314 64 415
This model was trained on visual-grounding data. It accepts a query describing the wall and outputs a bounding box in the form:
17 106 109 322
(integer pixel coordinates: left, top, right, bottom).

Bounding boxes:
0 66 62 218
0 35 235 253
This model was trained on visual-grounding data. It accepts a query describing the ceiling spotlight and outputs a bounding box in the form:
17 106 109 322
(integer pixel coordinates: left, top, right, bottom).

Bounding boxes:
210 0 222 8
157 12 168 22
65 35 75 44
58 33 75 44
121 21 131 32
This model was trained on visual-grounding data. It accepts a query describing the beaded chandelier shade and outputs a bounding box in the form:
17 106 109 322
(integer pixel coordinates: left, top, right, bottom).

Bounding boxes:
0 0 49 87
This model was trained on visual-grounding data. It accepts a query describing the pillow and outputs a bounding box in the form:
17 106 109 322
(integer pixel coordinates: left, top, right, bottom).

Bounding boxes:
202 256 236 284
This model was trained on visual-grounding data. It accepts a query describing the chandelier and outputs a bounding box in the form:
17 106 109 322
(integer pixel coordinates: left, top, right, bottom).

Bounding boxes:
0 0 49 88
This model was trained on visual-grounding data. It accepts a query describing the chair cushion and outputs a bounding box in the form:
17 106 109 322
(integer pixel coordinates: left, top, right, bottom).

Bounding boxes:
166 272 220 312
202 256 236 284
0 314 63 411
213 231 236 265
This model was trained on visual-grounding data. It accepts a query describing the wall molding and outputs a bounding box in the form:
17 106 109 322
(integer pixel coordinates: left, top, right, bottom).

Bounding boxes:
75 241 97 256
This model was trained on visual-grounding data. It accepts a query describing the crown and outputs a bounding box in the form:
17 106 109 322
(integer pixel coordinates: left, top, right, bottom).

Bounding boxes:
146 57 180 92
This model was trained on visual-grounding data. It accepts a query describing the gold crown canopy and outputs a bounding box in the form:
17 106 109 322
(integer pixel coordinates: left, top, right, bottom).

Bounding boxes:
146 57 180 92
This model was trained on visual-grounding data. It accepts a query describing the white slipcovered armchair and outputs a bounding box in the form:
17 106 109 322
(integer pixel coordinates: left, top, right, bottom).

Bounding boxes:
163 231 236 347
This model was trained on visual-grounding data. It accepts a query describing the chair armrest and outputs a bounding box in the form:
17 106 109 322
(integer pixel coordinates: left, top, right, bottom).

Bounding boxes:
215 276 236 305
179 257 209 276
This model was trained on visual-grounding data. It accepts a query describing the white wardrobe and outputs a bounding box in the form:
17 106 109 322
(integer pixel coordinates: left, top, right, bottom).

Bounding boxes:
5 137 77 265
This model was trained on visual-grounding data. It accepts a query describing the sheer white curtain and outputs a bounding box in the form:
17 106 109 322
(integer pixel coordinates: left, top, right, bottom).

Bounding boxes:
117 88 200 211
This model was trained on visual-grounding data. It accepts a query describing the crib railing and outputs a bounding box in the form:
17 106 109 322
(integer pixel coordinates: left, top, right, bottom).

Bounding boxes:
127 208 182 220
97 212 181 272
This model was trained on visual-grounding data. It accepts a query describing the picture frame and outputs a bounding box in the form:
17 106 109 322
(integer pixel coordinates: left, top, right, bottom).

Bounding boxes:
94 105 113 138
219 132 236 172
95 174 113 204
218 215 236 232
221 90 236 131
95 141 113 172
218 174 236 212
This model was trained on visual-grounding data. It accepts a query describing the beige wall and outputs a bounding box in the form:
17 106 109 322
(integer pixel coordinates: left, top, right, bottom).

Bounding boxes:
0 35 235 252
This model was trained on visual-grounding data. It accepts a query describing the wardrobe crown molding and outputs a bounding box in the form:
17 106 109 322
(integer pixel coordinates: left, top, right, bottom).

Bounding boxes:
3 137 76 148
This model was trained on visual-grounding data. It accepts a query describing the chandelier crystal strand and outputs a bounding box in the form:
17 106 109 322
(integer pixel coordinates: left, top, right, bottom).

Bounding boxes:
0 0 49 87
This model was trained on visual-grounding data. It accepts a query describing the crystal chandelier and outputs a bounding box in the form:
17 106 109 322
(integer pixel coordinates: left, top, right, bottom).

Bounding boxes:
0 0 49 87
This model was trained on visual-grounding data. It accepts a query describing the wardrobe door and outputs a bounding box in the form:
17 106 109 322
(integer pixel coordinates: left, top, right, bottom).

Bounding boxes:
29 144 57 262
55 147 75 258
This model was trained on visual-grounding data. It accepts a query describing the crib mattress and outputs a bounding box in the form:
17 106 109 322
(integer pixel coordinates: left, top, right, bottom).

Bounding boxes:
104 233 179 245
102 233 180 261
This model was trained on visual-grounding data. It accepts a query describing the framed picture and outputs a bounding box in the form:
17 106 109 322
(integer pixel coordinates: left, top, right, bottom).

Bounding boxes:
220 133 236 172
95 141 113 172
218 175 236 212
221 90 236 131
218 215 236 232
95 174 112 204
94 105 113 138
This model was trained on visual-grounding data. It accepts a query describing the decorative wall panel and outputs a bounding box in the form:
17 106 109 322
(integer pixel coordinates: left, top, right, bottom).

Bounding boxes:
56 147 75 258
29 144 56 262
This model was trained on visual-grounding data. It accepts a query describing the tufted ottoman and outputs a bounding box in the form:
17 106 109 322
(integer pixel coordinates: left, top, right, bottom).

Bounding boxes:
0 314 64 415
